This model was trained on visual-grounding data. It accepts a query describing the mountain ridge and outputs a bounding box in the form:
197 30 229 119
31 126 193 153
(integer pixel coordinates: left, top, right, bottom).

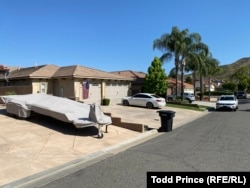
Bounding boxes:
213 57 250 80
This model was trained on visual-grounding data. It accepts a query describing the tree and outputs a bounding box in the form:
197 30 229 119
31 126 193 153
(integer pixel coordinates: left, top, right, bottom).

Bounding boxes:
168 67 177 79
205 56 221 101
222 82 237 91
247 77 250 91
153 26 208 101
186 51 219 101
185 76 193 84
144 57 167 96
230 66 250 91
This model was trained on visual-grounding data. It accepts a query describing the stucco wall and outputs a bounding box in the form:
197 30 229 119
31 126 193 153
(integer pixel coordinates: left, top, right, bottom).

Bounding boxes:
56 78 75 98
31 79 53 94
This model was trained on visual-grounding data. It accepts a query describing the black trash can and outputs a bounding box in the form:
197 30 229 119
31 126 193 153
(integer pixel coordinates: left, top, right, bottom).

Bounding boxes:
157 110 176 132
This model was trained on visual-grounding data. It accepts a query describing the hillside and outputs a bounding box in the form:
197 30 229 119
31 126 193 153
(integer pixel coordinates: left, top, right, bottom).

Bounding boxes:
213 57 250 80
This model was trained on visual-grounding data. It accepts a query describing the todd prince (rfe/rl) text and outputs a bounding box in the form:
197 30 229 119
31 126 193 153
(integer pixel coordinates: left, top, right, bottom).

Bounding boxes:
150 176 204 184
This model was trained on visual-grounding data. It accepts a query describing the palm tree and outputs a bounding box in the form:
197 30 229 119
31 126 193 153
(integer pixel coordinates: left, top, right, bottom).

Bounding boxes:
196 50 209 100
205 57 221 101
153 26 208 101
184 57 199 97
153 26 185 96
194 52 220 100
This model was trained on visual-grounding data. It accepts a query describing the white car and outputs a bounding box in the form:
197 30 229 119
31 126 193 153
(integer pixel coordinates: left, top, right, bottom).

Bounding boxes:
216 95 238 111
122 93 166 109
167 93 195 103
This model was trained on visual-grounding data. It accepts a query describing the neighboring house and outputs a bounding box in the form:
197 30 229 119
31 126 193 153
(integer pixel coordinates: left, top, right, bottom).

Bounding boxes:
110 71 195 96
0 64 133 105
211 79 225 90
111 70 146 95
0 64 59 95
167 78 194 95
195 79 223 92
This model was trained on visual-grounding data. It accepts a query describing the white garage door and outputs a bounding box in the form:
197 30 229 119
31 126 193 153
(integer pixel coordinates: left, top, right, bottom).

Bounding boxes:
105 81 129 105
81 82 102 104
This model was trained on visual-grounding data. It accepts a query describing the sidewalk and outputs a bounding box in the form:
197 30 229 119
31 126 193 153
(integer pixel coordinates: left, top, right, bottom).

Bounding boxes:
0 102 214 187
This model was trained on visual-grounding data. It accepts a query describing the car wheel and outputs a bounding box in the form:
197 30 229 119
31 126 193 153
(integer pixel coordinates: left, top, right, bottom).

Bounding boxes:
146 102 154 109
168 98 173 102
123 100 129 106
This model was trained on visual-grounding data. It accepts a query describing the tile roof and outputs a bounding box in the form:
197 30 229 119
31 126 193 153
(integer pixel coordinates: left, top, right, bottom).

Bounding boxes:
0 64 133 81
52 65 133 80
53 65 132 80
167 78 194 88
111 70 146 79
0 64 59 79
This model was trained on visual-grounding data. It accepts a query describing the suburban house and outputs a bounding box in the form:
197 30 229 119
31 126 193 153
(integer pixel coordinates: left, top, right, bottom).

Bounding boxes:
195 79 224 92
167 78 194 95
0 64 134 105
111 70 146 95
110 70 195 96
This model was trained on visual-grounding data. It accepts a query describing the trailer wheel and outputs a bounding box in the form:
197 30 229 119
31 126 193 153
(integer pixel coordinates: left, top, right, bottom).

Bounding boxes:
98 132 104 139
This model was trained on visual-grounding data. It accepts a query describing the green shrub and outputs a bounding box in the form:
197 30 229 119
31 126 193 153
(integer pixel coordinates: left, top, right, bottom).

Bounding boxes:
5 91 16 95
204 91 234 96
102 98 110 106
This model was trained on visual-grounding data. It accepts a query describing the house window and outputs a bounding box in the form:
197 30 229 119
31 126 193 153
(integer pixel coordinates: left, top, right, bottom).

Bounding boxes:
41 83 47 94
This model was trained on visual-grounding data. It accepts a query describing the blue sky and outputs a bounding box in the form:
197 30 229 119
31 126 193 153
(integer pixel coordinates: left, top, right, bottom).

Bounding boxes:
0 0 249 74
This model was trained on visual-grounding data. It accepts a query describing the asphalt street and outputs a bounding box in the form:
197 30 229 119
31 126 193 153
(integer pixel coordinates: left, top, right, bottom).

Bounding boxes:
33 98 250 188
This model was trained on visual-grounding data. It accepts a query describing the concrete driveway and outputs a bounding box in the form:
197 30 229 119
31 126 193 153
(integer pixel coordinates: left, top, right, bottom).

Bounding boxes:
0 103 213 186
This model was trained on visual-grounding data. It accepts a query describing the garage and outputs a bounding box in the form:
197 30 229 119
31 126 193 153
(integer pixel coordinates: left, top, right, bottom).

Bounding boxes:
105 80 130 105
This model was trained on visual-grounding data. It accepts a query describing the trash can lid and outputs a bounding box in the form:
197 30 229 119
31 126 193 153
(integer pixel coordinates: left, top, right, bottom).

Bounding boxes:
157 110 176 114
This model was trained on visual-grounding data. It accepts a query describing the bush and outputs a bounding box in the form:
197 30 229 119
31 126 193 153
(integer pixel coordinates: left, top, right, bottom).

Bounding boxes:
5 91 16 95
204 91 234 96
102 98 110 106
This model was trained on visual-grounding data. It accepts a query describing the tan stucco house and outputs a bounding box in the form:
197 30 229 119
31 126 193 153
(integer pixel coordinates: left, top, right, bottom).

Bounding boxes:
0 64 134 105
111 71 195 96
111 70 146 95
167 78 194 95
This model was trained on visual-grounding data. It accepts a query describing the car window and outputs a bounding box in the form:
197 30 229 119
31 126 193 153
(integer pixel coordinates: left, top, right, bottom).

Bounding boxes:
133 94 143 98
220 96 234 100
138 95 151 99
133 94 151 98
151 94 160 98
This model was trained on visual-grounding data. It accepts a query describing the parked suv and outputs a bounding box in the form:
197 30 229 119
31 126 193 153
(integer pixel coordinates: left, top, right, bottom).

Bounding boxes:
167 93 195 103
236 91 247 99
